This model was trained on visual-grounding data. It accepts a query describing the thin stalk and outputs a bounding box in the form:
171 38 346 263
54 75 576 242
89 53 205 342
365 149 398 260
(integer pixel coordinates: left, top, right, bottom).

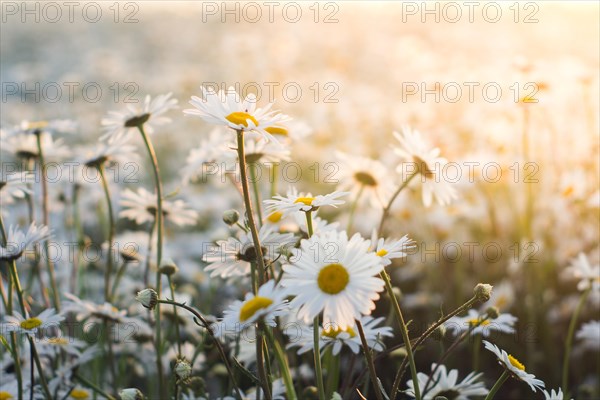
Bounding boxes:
313 316 326 400
110 261 129 301
70 184 83 296
137 124 166 399
270 163 279 198
346 185 364 232
377 171 418 235
167 275 182 356
144 220 156 287
356 319 384 400
256 326 272 400
74 373 117 400
562 287 591 393
484 370 509 400
98 164 115 302
28 337 52 399
381 270 420 400
35 132 61 310
249 161 263 225
156 299 244 399
264 326 297 400
324 348 340 398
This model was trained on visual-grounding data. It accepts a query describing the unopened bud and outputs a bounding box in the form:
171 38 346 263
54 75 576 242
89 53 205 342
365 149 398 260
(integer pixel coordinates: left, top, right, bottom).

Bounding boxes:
474 283 493 302
159 259 178 276
136 289 158 310
485 306 500 320
119 388 144 400
222 209 240 226
175 359 192 380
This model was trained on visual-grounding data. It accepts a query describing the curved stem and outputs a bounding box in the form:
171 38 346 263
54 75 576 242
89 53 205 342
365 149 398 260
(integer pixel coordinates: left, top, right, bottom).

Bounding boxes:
98 164 115 302
313 316 326 400
137 124 166 399
29 336 52 399
74 373 117 400
356 319 383 400
156 299 244 399
35 133 61 311
562 287 591 393
484 370 509 400
264 326 297 400
377 172 418 236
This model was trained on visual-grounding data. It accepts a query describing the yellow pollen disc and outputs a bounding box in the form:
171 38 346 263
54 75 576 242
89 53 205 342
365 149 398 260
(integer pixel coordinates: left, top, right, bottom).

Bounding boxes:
48 337 69 345
322 326 357 339
25 121 49 130
267 211 283 223
318 263 350 295
294 197 315 206
376 249 388 257
226 112 258 127
20 317 42 330
562 186 574 197
508 354 525 371
70 389 90 399
354 171 378 186
469 318 490 326
239 296 273 321
265 126 288 136
0 392 13 400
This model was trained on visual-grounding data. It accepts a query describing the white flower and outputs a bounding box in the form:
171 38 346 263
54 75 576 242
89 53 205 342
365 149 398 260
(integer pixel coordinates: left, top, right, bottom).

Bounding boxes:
203 225 295 278
394 126 457 207
281 230 385 329
563 252 600 291
261 120 312 143
0 380 44 399
136 288 158 310
119 187 198 227
2 309 64 336
1 129 71 160
445 309 517 337
184 86 290 144
215 280 289 335
370 230 415 266
287 316 392 356
406 364 488 400
483 340 545 392
335 151 394 207
0 170 33 205
264 187 348 217
119 388 144 400
82 133 139 168
101 93 178 143
181 128 231 185
0 223 52 261
237 136 291 164
544 388 572 400
483 280 515 312
576 320 600 349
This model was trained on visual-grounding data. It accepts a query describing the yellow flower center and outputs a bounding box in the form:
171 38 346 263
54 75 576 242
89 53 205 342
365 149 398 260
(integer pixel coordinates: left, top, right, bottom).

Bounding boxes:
25 121 49 130
239 296 273 321
20 317 42 330
294 197 315 206
562 186 574 198
47 337 69 345
469 318 490 326
318 263 350 295
322 326 356 339
265 126 288 136
226 112 258 127
354 172 378 186
413 156 434 178
376 249 388 257
508 354 525 371
0 392 13 400
495 296 508 309
267 211 283 223
70 389 90 399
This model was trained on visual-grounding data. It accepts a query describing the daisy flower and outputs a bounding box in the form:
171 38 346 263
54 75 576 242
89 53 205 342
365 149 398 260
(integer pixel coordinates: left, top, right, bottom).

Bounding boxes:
101 92 178 143
393 126 457 207
0 223 52 261
483 340 545 392
236 136 291 164
203 225 296 278
119 187 198 226
576 320 600 349
81 133 139 168
0 380 44 400
281 230 385 329
264 187 348 217
544 388 572 400
262 120 312 144
181 128 231 185
1 129 71 161
335 151 394 207
563 252 600 292
445 309 517 337
370 230 415 266
287 316 392 356
215 280 289 335
406 364 488 400
0 170 33 205
2 308 64 336
184 86 290 143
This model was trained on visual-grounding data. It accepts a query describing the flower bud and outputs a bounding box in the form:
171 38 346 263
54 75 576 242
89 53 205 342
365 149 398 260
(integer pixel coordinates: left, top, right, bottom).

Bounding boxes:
119 388 144 400
136 289 158 310
159 259 178 276
222 209 240 226
485 306 500 320
473 283 493 302
175 359 192 380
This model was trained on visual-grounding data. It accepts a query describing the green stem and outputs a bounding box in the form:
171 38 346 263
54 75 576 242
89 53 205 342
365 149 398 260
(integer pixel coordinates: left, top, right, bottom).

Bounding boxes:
381 270 420 400
110 261 129 301
305 211 314 237
270 163 279 198
249 162 263 225
484 370 509 400
74 373 117 400
313 316 326 400
98 164 115 302
356 319 384 400
264 327 297 400
29 337 52 399
346 185 364 232
324 347 340 398
35 132 61 311
167 275 182 356
377 171 418 235
562 287 591 393
137 124 166 399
